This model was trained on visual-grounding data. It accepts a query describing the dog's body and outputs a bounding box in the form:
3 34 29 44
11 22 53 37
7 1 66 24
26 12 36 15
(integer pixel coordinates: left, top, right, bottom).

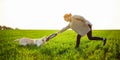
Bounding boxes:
14 37 47 47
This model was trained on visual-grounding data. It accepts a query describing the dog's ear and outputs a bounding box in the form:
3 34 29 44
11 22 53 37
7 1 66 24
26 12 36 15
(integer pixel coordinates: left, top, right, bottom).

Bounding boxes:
42 39 44 42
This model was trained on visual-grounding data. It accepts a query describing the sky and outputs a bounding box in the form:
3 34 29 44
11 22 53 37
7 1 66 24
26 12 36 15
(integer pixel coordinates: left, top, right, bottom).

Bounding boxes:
0 0 120 30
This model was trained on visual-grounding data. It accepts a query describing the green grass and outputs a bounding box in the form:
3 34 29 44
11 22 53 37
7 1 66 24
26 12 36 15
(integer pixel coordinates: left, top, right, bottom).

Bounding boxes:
0 30 120 60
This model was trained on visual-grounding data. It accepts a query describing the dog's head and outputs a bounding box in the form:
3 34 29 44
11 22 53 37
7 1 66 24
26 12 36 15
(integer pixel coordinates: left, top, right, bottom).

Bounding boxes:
37 36 47 43
41 37 47 43
36 37 47 47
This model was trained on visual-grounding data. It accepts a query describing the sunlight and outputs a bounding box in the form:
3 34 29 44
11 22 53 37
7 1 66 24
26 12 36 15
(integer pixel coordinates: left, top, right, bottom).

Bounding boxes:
0 0 120 29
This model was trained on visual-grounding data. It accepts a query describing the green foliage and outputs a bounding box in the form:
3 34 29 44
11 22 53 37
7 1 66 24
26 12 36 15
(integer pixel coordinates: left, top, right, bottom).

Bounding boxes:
0 30 120 60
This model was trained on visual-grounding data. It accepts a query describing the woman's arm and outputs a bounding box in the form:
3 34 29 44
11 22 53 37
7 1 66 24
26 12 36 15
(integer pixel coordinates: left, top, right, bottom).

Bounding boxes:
58 24 70 34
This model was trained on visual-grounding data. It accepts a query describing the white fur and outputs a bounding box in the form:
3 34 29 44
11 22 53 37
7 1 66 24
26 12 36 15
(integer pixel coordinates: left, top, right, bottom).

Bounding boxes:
14 37 47 47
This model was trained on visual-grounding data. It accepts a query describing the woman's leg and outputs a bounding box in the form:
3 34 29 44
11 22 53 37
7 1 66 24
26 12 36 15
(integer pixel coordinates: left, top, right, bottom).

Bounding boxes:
87 30 103 40
75 34 81 48
87 24 106 45
87 24 103 40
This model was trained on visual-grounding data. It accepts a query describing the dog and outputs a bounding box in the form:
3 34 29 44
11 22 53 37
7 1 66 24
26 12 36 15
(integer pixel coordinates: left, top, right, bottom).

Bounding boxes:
14 36 47 47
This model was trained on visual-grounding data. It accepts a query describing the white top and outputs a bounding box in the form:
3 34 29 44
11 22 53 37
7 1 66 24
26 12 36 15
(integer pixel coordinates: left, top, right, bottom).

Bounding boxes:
58 15 92 36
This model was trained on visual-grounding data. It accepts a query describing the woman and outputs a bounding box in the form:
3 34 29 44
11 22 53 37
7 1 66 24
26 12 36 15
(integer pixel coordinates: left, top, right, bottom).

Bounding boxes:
57 13 106 48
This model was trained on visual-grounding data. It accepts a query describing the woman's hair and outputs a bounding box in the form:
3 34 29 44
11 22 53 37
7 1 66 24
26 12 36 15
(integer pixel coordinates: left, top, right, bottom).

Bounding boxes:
63 13 72 22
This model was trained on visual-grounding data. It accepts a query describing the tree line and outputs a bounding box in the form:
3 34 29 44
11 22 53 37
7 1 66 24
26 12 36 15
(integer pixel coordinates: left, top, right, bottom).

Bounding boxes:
0 25 19 30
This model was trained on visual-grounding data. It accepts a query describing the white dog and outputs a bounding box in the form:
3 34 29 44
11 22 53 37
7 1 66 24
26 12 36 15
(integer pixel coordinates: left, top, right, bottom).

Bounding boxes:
14 37 47 47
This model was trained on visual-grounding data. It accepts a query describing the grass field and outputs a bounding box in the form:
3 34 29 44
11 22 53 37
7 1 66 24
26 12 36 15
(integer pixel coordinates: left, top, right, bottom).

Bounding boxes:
0 30 120 60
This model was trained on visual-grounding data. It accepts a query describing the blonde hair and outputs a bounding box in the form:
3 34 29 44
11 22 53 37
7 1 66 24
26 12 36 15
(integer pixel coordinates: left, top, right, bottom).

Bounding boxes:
63 13 72 22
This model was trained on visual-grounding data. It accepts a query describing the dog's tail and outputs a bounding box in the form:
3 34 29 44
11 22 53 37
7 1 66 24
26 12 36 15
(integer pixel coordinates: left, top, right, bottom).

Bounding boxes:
14 39 20 42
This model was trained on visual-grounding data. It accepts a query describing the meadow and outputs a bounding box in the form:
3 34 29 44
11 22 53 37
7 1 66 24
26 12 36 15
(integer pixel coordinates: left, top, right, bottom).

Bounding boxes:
0 30 120 60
